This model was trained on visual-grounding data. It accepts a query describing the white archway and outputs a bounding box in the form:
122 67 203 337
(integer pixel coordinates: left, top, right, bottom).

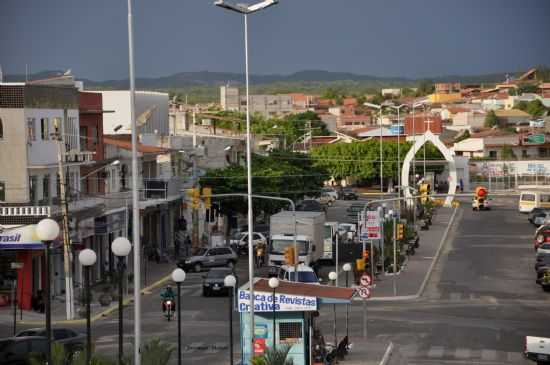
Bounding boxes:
401 130 457 207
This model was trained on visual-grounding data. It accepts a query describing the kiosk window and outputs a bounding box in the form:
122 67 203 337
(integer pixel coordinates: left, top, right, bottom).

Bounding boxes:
279 322 302 343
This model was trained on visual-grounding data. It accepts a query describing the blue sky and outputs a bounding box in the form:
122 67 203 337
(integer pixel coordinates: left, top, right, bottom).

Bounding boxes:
1 0 549 80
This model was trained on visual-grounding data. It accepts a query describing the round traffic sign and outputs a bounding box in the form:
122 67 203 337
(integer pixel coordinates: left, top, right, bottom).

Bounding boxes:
360 273 372 287
356 287 371 299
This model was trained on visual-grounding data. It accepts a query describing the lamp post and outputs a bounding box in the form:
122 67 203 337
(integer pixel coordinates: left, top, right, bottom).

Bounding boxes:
224 274 237 364
363 102 384 192
111 237 132 365
342 263 352 340
172 268 186 365
328 271 338 345
36 218 60 365
215 0 279 355
268 277 279 350
388 210 397 296
387 104 407 214
78 249 97 365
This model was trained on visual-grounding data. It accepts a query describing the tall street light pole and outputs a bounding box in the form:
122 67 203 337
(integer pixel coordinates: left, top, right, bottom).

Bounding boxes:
342 263 352 340
79 249 97 365
112 237 132 365
172 269 187 365
36 219 60 365
214 1 279 357
268 277 279 351
125 1 141 364
388 104 406 214
328 271 338 346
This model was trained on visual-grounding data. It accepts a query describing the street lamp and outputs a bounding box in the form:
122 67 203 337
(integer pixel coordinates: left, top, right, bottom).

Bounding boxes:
388 210 398 296
78 249 97 365
215 0 279 355
268 277 279 350
328 271 338 345
172 268 186 365
387 104 407 212
224 274 237 364
342 263 352 340
364 102 384 193
36 218 60 365
111 237 131 365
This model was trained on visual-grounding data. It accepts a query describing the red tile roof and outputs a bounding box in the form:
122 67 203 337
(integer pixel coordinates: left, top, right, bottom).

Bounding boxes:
103 135 169 154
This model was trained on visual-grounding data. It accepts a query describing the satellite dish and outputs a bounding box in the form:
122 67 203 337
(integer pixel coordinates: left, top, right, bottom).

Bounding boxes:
63 69 72 76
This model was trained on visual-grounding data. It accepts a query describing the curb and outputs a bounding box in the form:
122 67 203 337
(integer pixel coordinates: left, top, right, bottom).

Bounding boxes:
19 273 173 326
363 207 459 302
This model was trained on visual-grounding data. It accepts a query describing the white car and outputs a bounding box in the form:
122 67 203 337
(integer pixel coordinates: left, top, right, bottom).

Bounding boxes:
277 264 320 284
321 187 338 201
230 232 268 255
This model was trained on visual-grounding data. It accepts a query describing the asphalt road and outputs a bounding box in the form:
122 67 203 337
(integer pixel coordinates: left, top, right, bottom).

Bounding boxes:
4 197 549 365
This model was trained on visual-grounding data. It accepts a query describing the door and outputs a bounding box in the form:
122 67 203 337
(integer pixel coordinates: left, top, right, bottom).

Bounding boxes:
204 249 218 267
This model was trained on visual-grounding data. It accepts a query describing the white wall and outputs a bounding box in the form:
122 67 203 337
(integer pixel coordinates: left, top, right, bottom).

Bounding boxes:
0 109 28 202
99 91 169 135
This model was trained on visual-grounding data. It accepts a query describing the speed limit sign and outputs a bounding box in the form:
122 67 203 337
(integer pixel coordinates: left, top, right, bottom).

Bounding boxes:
360 273 372 287
356 287 371 299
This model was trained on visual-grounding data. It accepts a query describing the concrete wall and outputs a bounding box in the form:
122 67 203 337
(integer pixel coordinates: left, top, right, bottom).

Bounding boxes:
0 108 28 202
99 91 169 135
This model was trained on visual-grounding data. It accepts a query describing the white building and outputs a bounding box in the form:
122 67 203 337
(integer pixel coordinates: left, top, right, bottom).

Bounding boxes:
97 90 169 135
219 85 293 118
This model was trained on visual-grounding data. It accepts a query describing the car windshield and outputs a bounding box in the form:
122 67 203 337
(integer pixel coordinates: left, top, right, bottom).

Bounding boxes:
288 271 318 283
324 225 333 239
271 239 308 255
208 269 231 278
16 330 43 337
232 232 246 240
195 248 207 256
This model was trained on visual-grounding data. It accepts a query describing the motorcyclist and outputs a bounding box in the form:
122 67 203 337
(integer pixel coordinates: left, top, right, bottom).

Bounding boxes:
160 285 176 312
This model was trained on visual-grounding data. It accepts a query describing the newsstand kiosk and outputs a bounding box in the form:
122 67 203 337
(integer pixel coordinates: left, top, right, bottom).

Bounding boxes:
238 278 354 365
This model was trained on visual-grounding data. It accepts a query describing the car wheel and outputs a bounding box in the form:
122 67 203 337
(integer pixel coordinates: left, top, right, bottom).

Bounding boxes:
194 263 202 273
227 260 235 269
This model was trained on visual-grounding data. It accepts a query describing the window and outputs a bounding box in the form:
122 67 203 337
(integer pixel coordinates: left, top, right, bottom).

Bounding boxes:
42 175 50 201
541 194 550 203
27 118 36 141
522 150 528 158
80 126 88 150
488 151 497 158
29 176 37 204
40 118 49 140
0 181 5 201
521 194 535 202
279 322 302 344
0 117 3 139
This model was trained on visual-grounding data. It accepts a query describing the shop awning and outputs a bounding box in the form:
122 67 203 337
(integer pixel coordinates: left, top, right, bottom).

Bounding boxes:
0 225 44 250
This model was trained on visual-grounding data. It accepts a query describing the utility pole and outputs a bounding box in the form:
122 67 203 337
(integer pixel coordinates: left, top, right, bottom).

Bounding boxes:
55 111 74 320
192 106 199 251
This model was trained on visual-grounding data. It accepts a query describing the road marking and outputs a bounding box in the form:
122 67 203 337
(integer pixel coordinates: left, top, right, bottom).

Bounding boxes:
183 342 205 354
480 349 497 360
506 352 523 362
449 292 462 301
205 342 228 354
427 346 444 358
454 348 470 359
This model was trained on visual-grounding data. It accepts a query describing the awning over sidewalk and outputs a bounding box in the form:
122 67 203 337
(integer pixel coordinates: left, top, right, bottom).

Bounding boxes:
0 225 43 250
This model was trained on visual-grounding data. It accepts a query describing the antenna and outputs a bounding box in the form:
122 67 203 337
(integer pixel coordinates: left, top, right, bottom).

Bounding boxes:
0 65 3 83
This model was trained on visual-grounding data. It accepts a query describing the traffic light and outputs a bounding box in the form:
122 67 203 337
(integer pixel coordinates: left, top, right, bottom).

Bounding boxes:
202 187 212 209
363 250 370 260
419 183 431 203
397 224 405 240
192 188 201 210
284 246 296 265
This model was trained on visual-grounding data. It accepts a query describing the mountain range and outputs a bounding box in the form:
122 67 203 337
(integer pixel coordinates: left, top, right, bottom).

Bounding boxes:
4 69 512 90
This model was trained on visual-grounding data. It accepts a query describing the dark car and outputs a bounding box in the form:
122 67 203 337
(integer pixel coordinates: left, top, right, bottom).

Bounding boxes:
529 208 550 224
202 267 236 297
535 254 550 271
0 336 49 365
296 199 326 213
14 328 85 355
342 188 359 200
178 246 238 272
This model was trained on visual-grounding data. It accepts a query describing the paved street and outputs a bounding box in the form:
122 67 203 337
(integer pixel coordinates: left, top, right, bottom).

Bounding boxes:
2 198 549 364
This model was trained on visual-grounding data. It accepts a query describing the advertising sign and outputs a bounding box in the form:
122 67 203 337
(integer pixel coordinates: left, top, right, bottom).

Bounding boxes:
0 225 44 250
254 338 266 355
364 210 381 240
238 289 317 312
523 133 545 145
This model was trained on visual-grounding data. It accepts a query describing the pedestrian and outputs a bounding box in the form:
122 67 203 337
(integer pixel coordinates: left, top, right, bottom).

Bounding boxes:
185 234 192 256
459 178 464 193
174 238 180 259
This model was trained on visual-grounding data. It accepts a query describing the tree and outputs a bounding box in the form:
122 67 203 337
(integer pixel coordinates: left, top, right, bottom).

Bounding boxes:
526 99 547 117
416 80 435 96
501 145 516 160
517 83 539 94
485 110 498 128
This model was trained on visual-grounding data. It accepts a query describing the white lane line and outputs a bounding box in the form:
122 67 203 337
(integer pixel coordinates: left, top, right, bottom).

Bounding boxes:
427 346 444 358
454 348 470 359
480 349 497 361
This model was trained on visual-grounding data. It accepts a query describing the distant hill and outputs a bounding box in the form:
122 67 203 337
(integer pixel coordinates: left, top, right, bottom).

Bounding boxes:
5 69 512 90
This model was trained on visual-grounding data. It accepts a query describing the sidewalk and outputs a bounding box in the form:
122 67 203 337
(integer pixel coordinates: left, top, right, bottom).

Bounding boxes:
368 206 457 300
343 340 405 365
0 259 176 326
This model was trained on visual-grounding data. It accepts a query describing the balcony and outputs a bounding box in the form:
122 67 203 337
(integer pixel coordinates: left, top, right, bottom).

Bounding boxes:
0 205 51 217
140 177 185 201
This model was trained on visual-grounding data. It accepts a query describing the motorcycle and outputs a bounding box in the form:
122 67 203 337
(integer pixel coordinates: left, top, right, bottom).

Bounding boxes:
163 299 175 321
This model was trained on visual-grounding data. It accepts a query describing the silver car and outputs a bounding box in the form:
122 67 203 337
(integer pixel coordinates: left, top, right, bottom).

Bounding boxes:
178 247 238 272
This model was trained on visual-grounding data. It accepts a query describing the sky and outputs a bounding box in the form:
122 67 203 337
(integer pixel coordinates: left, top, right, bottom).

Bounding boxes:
1 0 549 81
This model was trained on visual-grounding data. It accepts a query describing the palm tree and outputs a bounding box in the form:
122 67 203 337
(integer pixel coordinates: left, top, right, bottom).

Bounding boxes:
251 345 294 365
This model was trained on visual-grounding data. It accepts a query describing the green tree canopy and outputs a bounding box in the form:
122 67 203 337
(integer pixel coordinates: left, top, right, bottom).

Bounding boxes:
485 110 498 127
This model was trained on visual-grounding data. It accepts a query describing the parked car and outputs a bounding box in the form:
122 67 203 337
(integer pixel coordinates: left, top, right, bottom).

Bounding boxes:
530 208 550 224
296 199 326 213
316 193 334 207
534 225 550 250
230 232 268 256
277 264 320 284
537 243 550 255
15 328 85 355
178 247 238 272
321 187 338 201
0 337 49 365
202 267 236 297
342 188 359 200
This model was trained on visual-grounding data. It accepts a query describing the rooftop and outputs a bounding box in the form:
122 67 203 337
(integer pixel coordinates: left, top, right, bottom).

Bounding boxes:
103 134 169 154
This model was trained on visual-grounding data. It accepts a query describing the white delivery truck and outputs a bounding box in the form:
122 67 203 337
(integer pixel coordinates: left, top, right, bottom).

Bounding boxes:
322 222 338 264
525 336 550 364
268 211 325 267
